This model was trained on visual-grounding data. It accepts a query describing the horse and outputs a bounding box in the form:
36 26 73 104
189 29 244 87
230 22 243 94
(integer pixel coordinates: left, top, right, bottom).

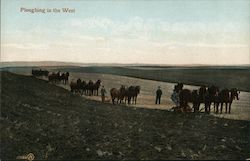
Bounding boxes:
70 79 82 94
93 80 101 96
198 85 210 112
127 86 140 104
207 85 220 113
179 89 194 112
110 85 126 104
192 90 200 112
79 80 87 95
70 81 78 93
60 72 69 84
48 73 57 83
174 82 184 93
217 88 239 114
86 80 94 96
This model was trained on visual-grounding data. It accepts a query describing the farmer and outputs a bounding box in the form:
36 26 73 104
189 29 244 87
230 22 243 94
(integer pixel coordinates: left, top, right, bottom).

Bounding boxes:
155 86 163 104
171 89 180 107
100 86 107 102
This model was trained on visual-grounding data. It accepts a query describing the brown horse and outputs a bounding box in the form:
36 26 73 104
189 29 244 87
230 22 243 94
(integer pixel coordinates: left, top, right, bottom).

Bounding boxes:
217 88 239 114
110 86 126 104
70 79 83 94
48 73 58 83
70 81 78 93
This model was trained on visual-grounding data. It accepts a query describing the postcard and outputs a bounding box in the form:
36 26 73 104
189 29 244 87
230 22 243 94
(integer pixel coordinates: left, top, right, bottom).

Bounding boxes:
1 0 250 160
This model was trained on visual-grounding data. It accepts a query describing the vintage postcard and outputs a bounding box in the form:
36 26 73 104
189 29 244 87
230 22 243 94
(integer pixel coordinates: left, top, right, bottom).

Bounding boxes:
1 0 250 160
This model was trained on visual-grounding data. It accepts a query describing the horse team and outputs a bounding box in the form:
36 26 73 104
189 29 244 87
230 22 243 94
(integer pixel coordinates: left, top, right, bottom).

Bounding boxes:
175 83 240 114
32 69 69 84
31 69 239 114
70 79 101 96
110 85 141 105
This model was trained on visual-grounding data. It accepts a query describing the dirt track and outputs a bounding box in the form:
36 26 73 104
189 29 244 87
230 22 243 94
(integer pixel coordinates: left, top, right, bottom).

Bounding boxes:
54 72 250 121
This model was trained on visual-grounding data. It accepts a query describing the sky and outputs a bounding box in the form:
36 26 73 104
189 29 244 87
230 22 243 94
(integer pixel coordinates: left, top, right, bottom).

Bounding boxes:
1 0 250 65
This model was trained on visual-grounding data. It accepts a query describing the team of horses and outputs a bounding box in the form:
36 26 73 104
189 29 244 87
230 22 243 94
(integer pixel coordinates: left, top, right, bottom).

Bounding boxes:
70 78 102 96
110 85 141 105
32 69 70 84
48 72 70 84
174 83 240 114
32 69 49 77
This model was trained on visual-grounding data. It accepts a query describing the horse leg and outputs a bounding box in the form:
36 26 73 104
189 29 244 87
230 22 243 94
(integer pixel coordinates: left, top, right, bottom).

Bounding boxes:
197 103 200 112
220 103 223 114
208 103 211 113
225 103 228 114
229 103 231 114
215 102 218 114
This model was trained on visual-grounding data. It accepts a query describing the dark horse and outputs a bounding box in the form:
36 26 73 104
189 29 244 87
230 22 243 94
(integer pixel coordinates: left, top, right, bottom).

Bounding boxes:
48 71 69 84
93 80 102 96
70 78 82 94
207 85 220 113
217 88 239 114
174 82 183 93
86 80 94 96
198 85 210 112
126 86 140 105
178 89 195 112
60 72 70 84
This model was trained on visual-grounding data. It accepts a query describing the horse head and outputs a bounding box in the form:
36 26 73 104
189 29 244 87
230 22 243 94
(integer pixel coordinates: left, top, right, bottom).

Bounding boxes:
175 83 183 93
230 88 239 100
81 80 86 85
120 85 126 93
77 78 82 84
88 80 94 85
135 86 141 94
97 79 101 84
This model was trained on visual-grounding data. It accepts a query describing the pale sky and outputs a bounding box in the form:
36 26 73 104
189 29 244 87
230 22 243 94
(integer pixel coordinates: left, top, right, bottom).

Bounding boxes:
1 0 250 65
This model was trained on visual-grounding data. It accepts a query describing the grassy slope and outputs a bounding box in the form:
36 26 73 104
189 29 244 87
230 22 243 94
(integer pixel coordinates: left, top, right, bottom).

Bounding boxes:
1 71 250 160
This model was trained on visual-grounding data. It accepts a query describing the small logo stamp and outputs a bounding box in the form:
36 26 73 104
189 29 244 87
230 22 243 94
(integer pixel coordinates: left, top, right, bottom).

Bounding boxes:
16 153 35 161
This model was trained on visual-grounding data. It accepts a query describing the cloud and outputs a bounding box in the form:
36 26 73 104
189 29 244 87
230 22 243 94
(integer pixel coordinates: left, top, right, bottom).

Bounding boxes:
2 43 49 50
68 16 250 44
1 16 249 64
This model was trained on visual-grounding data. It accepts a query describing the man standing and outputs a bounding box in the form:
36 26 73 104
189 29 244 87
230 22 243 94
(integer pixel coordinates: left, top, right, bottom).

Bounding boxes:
171 89 180 107
100 86 107 102
155 86 162 104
